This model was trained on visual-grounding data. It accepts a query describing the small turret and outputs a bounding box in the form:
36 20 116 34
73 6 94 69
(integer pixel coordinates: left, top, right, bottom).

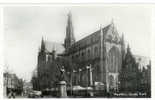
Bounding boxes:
41 37 45 52
121 33 125 59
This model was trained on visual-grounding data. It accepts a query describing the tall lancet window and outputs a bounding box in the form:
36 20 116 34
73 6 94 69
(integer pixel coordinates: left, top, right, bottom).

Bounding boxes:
46 54 49 62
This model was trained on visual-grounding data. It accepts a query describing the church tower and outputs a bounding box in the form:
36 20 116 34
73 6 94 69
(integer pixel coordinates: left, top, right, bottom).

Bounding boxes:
64 12 75 50
41 37 45 52
38 37 46 68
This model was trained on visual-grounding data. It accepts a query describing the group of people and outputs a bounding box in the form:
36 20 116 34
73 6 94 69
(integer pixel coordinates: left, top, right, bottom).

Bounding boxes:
8 90 16 98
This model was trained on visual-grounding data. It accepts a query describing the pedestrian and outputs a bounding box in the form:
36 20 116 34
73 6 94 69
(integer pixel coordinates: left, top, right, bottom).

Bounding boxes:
8 90 13 98
12 92 16 98
8 90 16 98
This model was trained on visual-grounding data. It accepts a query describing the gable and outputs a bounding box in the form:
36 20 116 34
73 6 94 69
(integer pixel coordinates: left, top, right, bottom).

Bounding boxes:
105 23 121 43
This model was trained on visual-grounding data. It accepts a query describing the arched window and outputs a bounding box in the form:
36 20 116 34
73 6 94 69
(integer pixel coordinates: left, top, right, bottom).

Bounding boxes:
87 49 90 58
109 75 114 89
108 46 121 73
94 46 98 57
81 52 84 59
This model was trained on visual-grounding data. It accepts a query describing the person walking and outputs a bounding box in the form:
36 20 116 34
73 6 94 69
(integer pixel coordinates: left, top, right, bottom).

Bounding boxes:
8 90 16 98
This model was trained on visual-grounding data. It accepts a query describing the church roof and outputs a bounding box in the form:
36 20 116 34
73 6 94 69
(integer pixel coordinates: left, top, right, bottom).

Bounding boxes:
68 23 121 51
44 41 65 54
71 24 110 46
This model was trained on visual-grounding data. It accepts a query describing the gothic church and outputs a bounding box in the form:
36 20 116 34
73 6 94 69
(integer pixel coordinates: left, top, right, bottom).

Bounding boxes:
37 13 125 92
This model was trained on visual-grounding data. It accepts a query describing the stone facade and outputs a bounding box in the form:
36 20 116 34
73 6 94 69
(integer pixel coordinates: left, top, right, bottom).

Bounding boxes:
37 39 65 90
3 73 23 95
64 14 125 92
37 13 125 92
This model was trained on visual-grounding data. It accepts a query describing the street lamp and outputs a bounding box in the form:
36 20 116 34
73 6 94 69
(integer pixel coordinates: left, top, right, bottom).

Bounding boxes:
78 69 82 85
86 64 93 86
86 65 90 87
71 69 76 96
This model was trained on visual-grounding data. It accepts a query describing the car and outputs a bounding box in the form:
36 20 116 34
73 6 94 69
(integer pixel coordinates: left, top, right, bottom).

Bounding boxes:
28 91 42 98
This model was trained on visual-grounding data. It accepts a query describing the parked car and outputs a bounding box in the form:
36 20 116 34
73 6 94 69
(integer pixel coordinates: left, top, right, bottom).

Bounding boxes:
28 90 42 98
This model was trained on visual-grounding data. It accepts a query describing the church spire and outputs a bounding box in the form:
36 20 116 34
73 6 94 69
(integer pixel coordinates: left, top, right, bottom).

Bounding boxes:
121 33 125 60
121 33 125 46
41 36 45 52
64 12 75 50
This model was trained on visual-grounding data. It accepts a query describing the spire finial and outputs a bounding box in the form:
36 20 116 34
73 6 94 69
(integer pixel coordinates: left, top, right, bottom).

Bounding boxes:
127 43 130 50
41 36 45 52
100 24 103 32
68 11 72 20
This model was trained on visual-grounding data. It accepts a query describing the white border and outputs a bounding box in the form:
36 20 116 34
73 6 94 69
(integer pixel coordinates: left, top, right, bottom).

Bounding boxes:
0 0 155 4
0 3 154 100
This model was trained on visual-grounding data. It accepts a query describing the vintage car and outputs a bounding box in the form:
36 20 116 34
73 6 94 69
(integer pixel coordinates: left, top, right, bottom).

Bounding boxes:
28 90 42 98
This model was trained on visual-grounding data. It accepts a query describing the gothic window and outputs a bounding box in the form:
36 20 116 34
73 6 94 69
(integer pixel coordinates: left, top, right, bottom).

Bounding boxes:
87 49 91 58
94 46 98 57
72 55 74 60
108 46 121 73
46 54 49 62
81 52 84 59
96 65 100 81
109 75 114 89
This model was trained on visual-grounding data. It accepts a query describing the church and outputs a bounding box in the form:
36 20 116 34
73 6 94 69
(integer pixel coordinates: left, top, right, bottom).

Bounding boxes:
37 12 125 92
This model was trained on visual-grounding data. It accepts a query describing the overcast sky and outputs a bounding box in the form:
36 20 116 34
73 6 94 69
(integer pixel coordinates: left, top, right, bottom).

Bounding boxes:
4 5 151 81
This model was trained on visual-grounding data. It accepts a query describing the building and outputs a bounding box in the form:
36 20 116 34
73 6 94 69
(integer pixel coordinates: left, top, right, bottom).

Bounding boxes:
36 12 125 92
63 13 125 92
120 45 140 92
134 55 151 93
134 55 150 71
138 60 151 95
23 81 33 95
3 72 23 96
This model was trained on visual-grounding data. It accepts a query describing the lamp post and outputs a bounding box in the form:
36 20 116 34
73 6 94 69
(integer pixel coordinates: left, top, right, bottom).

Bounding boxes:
89 64 93 86
78 69 82 85
86 64 93 86
86 66 90 87
73 70 76 85
71 69 75 96
86 66 89 97
86 64 94 97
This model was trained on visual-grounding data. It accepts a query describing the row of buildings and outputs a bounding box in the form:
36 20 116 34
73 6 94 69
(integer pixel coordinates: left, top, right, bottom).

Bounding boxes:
32 13 151 95
3 72 23 97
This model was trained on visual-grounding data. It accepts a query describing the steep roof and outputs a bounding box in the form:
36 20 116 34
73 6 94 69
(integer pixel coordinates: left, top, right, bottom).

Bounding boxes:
67 23 121 53
70 23 120 48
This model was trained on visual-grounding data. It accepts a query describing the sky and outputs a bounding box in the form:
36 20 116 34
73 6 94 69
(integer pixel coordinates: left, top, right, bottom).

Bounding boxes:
4 5 152 81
